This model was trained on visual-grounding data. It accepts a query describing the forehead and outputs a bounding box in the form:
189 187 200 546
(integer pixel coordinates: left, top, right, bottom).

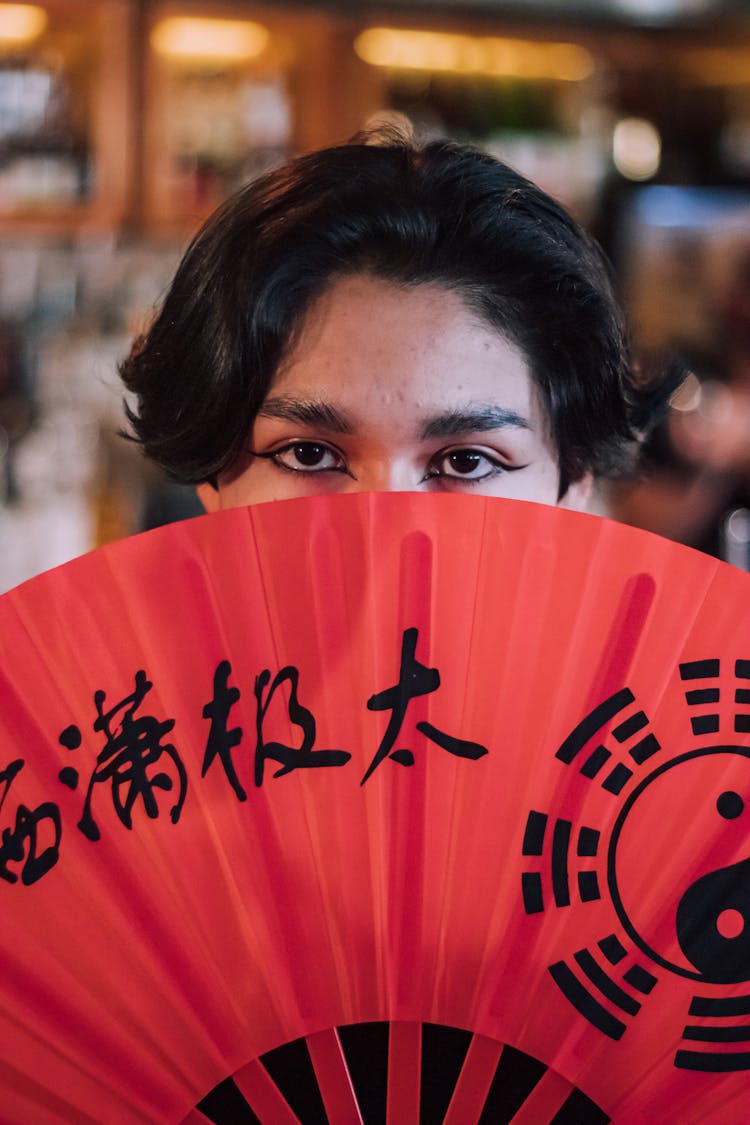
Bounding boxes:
271 273 543 426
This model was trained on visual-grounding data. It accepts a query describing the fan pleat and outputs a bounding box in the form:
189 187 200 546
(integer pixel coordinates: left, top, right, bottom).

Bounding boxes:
442 1033 504 1122
306 1027 363 1124
386 1021 422 1123
231 1059 299 1123
507 1066 573 1123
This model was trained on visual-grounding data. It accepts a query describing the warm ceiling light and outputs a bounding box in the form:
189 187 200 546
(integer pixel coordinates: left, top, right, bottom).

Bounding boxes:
0 4 47 44
354 28 594 82
680 48 750 87
613 117 661 181
150 17 269 64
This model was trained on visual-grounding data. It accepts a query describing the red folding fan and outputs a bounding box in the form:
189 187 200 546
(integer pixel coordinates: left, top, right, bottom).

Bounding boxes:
1 492 750 1124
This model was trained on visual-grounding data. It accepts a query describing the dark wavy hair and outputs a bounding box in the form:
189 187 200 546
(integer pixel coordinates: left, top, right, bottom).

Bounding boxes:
120 123 662 498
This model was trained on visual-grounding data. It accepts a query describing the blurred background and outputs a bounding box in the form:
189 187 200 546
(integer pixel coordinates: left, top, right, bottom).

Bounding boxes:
2 0 750 591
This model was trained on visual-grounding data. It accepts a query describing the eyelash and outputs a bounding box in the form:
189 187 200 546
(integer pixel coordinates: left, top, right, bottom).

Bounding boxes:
424 448 510 485
254 442 349 476
254 441 522 483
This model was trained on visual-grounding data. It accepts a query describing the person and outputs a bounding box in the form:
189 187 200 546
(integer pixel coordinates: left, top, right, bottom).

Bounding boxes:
120 120 667 515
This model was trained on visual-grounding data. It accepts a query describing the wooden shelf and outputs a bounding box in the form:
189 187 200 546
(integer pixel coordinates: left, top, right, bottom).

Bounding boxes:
140 2 378 234
0 0 135 235
0 1 748 238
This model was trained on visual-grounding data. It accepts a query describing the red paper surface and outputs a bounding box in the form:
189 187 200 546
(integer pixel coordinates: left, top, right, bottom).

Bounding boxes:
0 492 749 1123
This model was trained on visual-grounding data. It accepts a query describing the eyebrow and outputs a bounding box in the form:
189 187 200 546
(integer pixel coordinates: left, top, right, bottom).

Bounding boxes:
420 406 532 439
257 397 532 438
258 397 354 433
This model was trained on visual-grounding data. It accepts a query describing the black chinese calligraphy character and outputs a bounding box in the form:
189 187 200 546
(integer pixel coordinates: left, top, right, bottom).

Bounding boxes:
202 660 246 801
60 670 187 842
361 627 488 784
0 758 61 886
254 666 351 785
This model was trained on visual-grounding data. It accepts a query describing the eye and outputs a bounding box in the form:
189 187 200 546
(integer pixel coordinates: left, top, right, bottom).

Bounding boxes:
427 447 507 481
269 441 346 474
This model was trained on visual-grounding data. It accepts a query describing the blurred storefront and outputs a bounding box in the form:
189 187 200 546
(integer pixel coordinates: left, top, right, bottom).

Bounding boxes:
1 0 750 590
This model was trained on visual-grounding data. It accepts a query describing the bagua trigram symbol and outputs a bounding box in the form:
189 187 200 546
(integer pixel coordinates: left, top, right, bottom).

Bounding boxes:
521 803 659 1043
521 659 750 1072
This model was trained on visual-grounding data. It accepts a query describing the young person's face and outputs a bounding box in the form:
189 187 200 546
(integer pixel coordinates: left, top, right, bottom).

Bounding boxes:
199 275 591 512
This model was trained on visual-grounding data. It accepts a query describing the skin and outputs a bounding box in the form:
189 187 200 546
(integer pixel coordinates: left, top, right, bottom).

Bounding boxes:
199 274 591 513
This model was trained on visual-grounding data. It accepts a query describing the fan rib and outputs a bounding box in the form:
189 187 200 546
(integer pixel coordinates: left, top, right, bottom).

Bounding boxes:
506 1066 572 1123
233 1059 302 1124
442 1033 503 1123
386 1021 422 1123
306 1027 364 1124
